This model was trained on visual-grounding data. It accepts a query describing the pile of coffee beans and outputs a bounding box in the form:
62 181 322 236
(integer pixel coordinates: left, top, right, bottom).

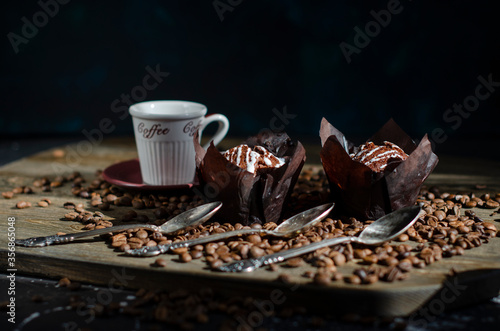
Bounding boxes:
7 167 499 287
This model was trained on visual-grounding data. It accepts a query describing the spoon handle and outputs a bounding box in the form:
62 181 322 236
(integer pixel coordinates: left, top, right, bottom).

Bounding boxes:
126 228 269 257
15 224 161 247
218 236 353 272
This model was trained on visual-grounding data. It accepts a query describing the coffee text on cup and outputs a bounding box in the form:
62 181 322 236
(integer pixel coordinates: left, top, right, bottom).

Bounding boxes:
137 122 171 139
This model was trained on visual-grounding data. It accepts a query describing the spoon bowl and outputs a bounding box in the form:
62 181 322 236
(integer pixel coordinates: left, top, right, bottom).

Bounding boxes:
354 205 423 245
159 201 223 234
269 203 335 237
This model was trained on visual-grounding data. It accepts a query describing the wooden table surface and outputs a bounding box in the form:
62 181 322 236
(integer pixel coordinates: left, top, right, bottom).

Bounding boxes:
1 138 499 318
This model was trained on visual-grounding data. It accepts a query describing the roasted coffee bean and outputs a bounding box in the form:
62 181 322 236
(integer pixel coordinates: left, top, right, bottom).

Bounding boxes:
465 201 477 208
353 268 367 280
191 245 204 252
330 252 346 266
398 259 413 272
146 241 157 247
313 273 331 286
74 205 85 213
383 245 394 253
216 245 230 255
483 222 497 232
84 224 95 230
328 272 342 282
105 194 118 203
382 257 399 266
32 179 43 187
118 243 130 252
458 225 470 234
481 193 490 201
398 233 409 242
190 250 203 259
128 237 143 244
219 254 232 263
209 259 222 269
250 223 262 229
397 251 411 260
117 196 132 206
136 230 148 239
172 247 188 255
249 246 265 258
50 180 63 188
37 200 49 207
353 249 367 259
22 186 33 194
58 277 71 287
384 266 401 282
155 258 168 267
16 201 31 209
132 199 145 209
363 255 378 265
364 274 379 284
40 198 52 205
179 252 192 262
111 233 126 242
485 200 500 209
314 257 335 268
128 242 142 250
2 191 14 199
345 275 362 285
433 210 446 221
79 191 90 199
12 187 23 194
246 234 262 244
64 202 76 209
205 244 217 255
286 257 304 268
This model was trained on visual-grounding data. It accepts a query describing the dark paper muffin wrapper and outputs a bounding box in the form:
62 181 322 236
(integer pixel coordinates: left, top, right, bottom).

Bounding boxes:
194 132 306 225
319 118 439 220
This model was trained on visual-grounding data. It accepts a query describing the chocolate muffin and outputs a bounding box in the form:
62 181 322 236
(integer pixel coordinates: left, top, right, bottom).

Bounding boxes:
194 132 306 225
319 117 439 219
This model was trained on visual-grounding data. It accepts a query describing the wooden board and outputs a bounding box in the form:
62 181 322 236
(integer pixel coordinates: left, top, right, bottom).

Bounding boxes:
1 138 499 317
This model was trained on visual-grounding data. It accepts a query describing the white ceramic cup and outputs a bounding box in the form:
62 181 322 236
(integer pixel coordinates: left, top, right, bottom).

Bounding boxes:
129 100 229 185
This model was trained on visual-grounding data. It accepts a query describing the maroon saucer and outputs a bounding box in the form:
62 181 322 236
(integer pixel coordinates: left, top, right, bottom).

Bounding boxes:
102 159 197 191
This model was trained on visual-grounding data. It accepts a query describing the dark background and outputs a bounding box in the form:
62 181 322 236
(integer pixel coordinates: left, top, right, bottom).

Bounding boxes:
1 0 499 157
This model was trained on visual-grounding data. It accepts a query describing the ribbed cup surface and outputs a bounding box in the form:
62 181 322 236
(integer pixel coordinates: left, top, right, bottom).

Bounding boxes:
136 139 195 185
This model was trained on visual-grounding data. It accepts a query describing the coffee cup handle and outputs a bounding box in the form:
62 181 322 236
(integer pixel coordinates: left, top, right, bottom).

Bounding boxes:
199 114 230 149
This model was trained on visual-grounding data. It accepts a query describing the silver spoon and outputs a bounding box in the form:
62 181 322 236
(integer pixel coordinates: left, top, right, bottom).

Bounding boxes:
15 201 222 247
217 205 423 273
126 203 335 257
